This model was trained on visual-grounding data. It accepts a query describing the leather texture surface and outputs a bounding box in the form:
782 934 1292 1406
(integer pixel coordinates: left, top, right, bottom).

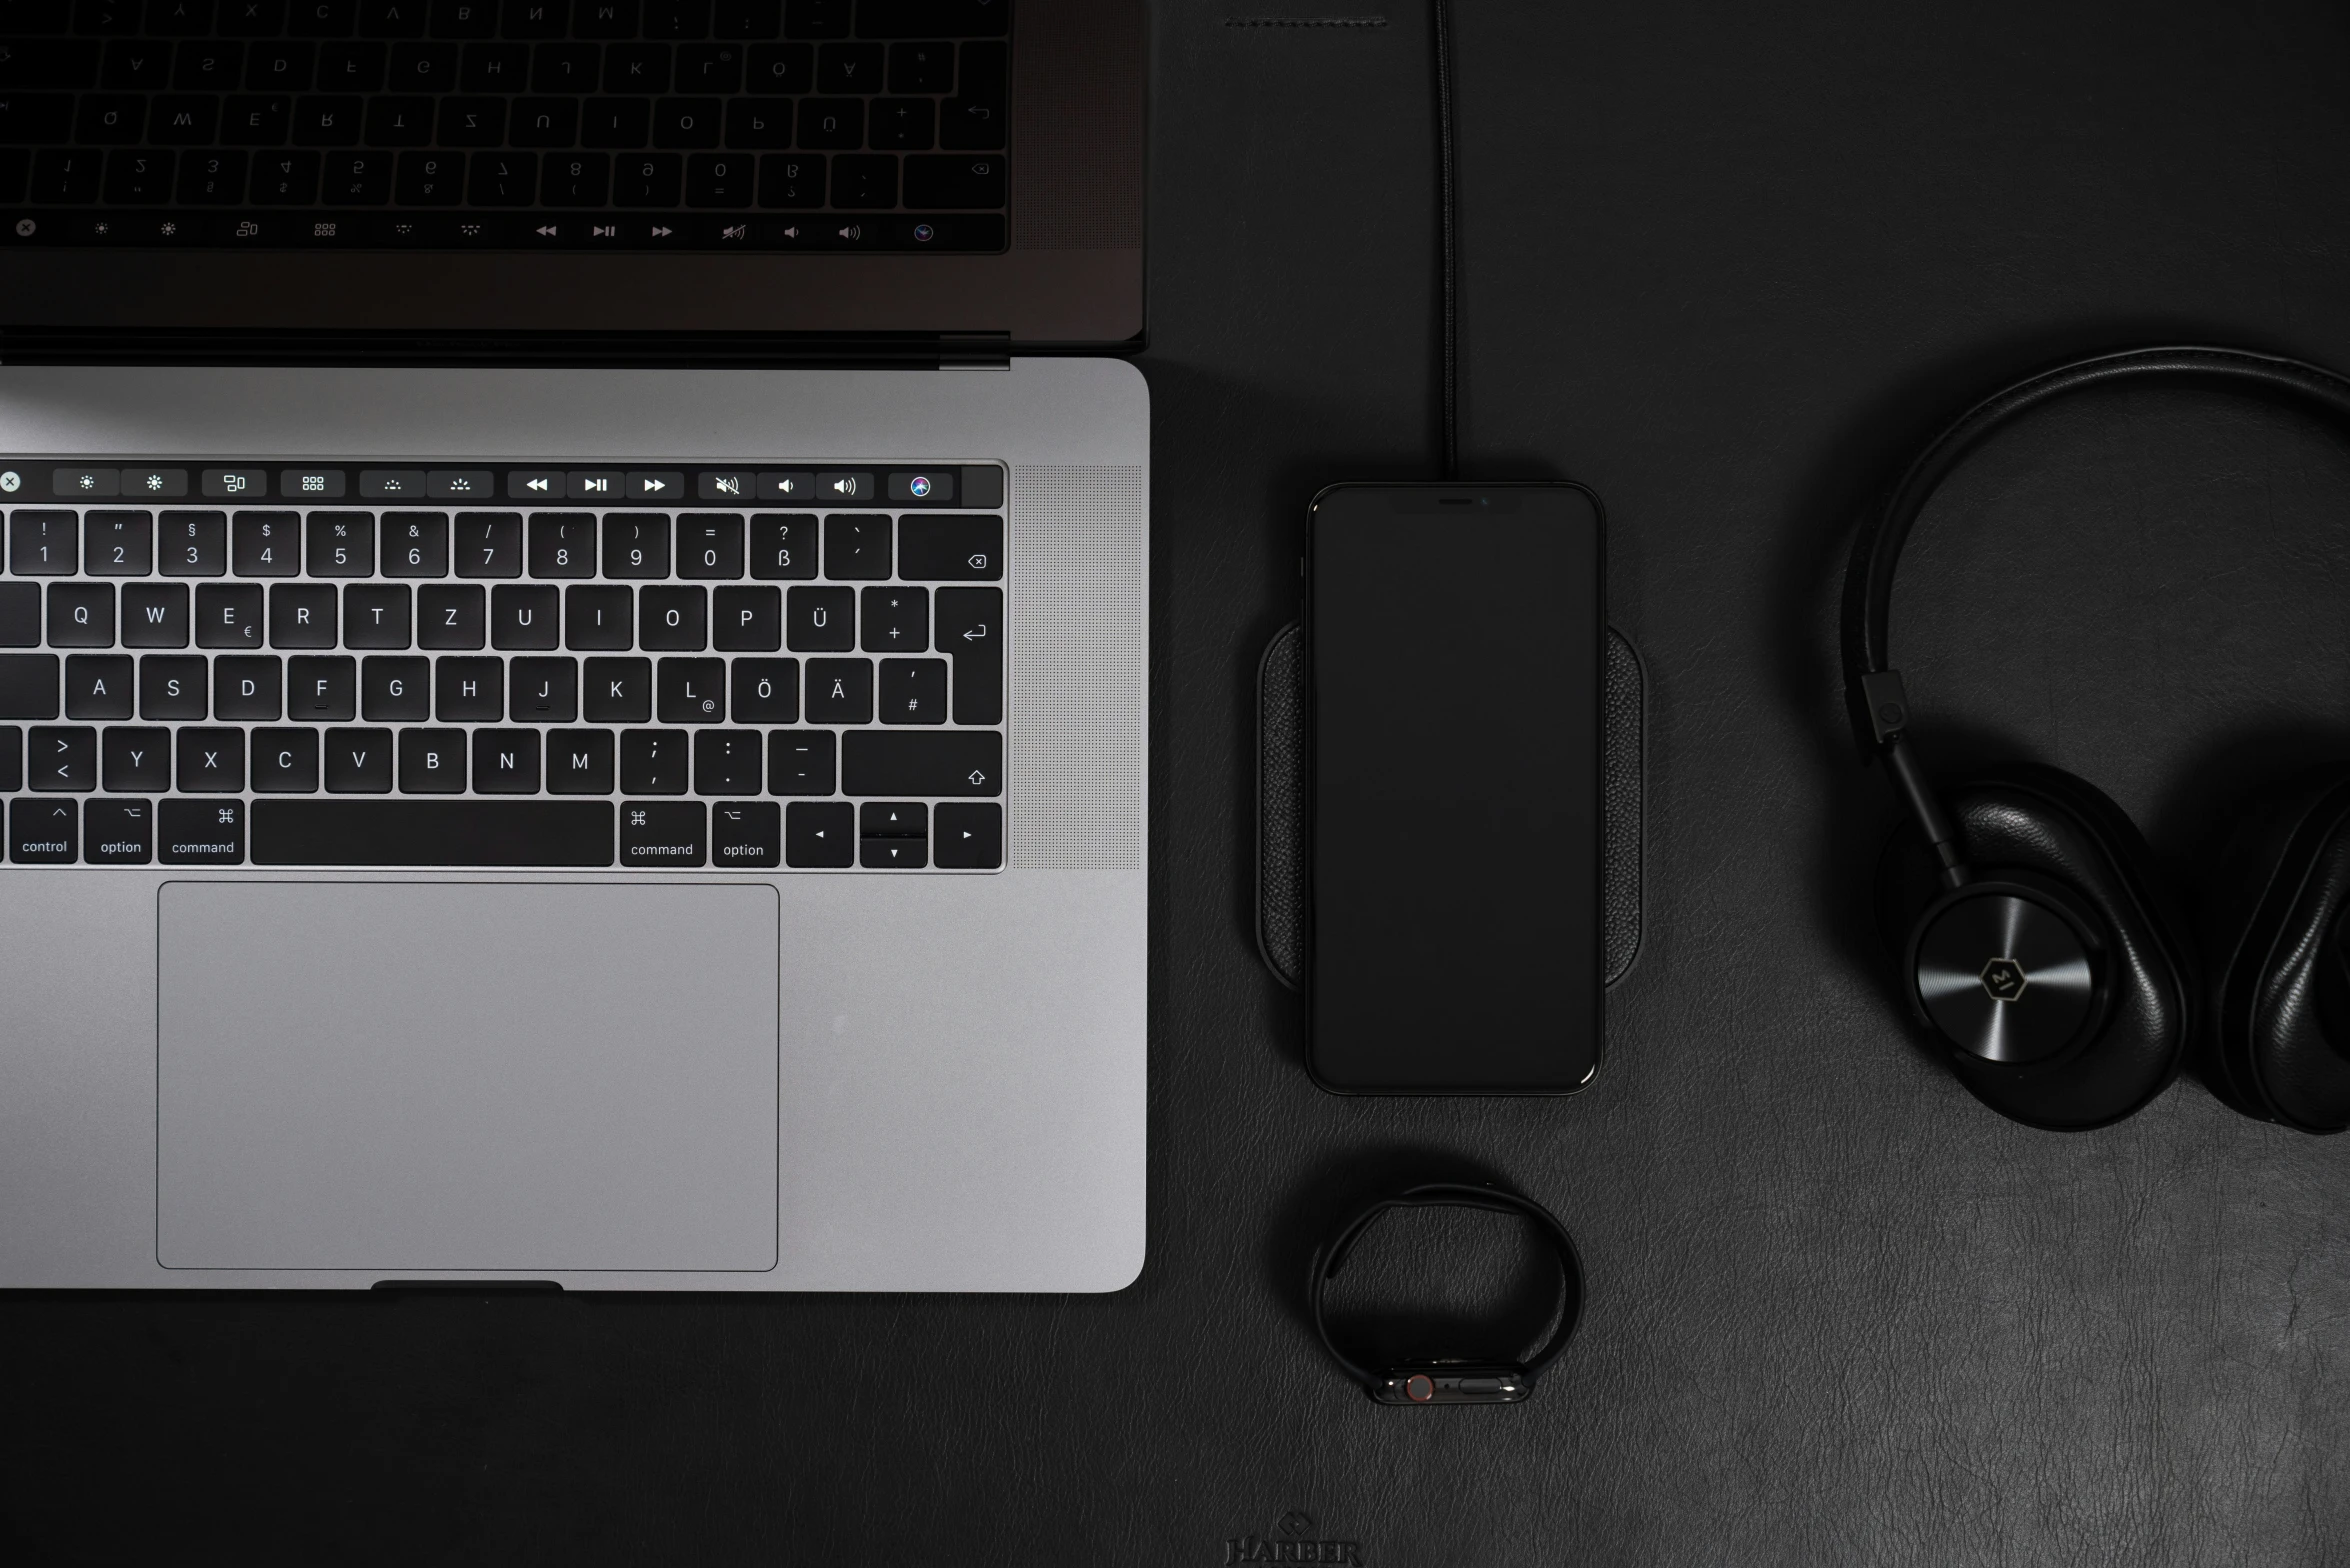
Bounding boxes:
1256 622 1644 990
1878 767 2193 1129
8 0 2350 1562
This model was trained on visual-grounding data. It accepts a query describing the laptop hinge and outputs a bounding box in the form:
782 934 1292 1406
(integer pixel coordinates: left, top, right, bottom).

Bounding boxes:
0 328 1014 371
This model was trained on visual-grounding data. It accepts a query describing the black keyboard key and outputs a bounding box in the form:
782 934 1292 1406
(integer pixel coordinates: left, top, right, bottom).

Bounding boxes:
887 38 952 90
712 586 782 651
716 0 783 38
512 98 580 151
11 798 78 864
841 728 999 796
932 800 1000 869
694 729 762 794
548 728 617 794
622 799 705 866
726 98 790 148
767 727 834 794
277 654 355 722
302 511 377 577
435 1 501 39
620 728 689 794
939 39 1004 150
152 94 223 144
933 585 1000 724
160 509 229 576
11 511 78 576
684 150 754 205
0 725 16 792
860 585 926 652
861 0 1007 37
757 151 824 207
861 833 924 870
655 95 721 147
605 42 670 91
731 657 798 722
222 93 293 144
804 656 870 723
582 96 651 148
711 799 780 867
48 583 116 647
399 727 466 792
418 584 487 648
361 654 431 720
29 148 102 202
216 654 284 721
746 41 812 92
815 42 876 91
174 41 236 92
344 584 413 648
253 799 615 866
785 799 850 867
797 96 861 149
677 513 745 579
386 43 456 93
160 798 246 865
472 728 541 793
878 657 945 724
195 583 265 648
140 655 208 719
860 801 923 837
0 586 38 648
749 514 817 579
787 584 854 650
102 728 171 792
84 797 154 864
121 584 191 648
491 583 560 649
177 727 245 792
640 586 708 650
229 3 297 40
436 656 503 721
566 585 635 650
509 655 578 722
0 655 61 720
249 37 318 89
85 510 154 576
603 513 671 578
657 656 727 723
528 513 598 579
613 149 682 203
253 727 322 792
251 148 322 201
270 583 339 648
454 511 523 578
530 37 596 89
383 510 450 576
63 654 132 720
469 148 536 202
178 146 247 201
829 152 894 208
823 514 890 579
868 96 933 150
233 510 301 576
898 513 1001 580
324 726 394 792
294 2 363 37
584 655 652 721
290 93 360 143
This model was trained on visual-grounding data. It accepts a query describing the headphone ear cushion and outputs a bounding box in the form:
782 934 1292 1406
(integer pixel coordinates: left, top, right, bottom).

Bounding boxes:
1883 764 2195 1129
2201 769 2350 1132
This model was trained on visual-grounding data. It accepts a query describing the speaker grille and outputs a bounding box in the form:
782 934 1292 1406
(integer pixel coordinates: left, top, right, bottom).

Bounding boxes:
1011 465 1148 869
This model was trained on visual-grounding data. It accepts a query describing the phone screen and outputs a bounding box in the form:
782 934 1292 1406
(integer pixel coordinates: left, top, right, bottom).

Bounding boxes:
1307 483 1604 1092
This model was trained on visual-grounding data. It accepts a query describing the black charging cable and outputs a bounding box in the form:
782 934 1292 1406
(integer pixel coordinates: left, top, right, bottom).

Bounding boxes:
1433 0 1460 479
1310 1182 1584 1404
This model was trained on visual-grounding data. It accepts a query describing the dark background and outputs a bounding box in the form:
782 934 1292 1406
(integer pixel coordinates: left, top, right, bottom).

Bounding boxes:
9 1 2350 1561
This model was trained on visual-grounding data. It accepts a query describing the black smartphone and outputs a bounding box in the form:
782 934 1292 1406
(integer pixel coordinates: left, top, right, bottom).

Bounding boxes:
1306 482 1605 1093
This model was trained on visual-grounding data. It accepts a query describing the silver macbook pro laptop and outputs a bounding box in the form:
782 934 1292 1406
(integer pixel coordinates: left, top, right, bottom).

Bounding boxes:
0 0 1147 1292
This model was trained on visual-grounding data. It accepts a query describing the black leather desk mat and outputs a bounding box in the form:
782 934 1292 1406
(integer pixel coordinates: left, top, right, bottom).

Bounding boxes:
7 2 2350 1560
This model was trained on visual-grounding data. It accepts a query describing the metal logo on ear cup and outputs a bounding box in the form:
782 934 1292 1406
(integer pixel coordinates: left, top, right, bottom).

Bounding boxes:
1979 956 2029 1002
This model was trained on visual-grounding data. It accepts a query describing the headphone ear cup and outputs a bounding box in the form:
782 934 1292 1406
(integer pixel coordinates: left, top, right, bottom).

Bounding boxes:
2200 769 2350 1132
1892 764 2195 1129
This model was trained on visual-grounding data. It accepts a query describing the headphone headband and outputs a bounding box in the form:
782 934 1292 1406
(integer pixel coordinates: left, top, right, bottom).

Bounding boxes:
1842 343 2350 742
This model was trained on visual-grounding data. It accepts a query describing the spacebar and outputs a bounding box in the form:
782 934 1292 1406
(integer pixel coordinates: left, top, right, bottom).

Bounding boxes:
253 800 616 867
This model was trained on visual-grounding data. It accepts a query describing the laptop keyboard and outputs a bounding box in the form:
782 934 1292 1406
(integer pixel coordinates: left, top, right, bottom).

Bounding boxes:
0 1 1009 253
0 458 1006 870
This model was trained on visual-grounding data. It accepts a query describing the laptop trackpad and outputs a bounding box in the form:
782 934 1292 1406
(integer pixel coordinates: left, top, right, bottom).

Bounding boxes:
157 881 779 1273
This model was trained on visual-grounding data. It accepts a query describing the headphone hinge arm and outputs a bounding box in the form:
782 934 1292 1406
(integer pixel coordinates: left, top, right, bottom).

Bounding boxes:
1864 670 1972 886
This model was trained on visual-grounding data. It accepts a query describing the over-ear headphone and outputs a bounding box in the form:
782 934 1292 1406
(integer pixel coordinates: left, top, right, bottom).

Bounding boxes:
1842 344 2350 1133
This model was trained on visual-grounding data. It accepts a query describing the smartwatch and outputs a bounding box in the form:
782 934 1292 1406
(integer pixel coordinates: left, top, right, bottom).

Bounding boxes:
1309 1181 1584 1405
